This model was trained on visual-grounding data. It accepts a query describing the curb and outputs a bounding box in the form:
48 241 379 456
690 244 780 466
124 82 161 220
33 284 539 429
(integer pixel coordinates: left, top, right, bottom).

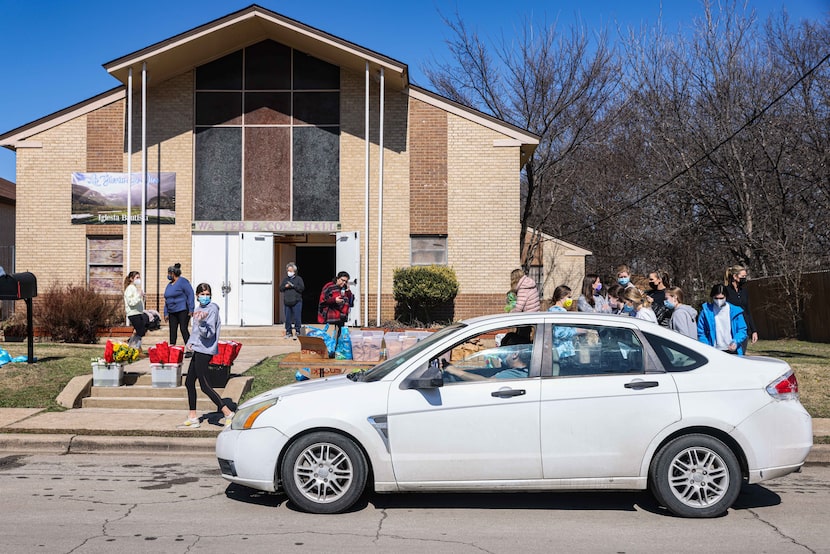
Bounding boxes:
0 433 217 456
1 433 828 463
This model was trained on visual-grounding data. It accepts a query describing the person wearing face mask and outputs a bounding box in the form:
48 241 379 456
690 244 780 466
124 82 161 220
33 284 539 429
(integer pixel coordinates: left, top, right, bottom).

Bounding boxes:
606 283 635 316
697 283 748 355
665 286 698 339
724 264 758 349
509 268 540 313
547 285 582 363
577 274 611 313
615 264 636 290
123 271 146 350
279 262 305 340
179 283 235 428
622 286 657 323
163 263 195 353
647 269 672 327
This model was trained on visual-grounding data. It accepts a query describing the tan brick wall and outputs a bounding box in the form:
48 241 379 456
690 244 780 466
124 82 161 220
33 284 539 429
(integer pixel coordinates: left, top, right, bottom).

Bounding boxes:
409 98 447 234
87 102 124 172
16 115 88 289
124 72 195 311
15 73 195 314
340 69 411 322
446 113 523 318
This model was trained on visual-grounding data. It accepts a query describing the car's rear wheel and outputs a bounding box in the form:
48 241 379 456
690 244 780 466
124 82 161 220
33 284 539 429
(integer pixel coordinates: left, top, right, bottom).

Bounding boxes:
280 431 367 514
650 434 741 518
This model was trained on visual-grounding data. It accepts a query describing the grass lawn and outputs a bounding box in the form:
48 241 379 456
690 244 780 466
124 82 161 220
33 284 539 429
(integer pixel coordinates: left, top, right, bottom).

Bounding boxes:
1 339 829 419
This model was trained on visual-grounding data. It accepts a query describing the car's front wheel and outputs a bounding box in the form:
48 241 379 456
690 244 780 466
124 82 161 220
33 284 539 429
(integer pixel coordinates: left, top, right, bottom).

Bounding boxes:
650 434 742 518
280 431 368 514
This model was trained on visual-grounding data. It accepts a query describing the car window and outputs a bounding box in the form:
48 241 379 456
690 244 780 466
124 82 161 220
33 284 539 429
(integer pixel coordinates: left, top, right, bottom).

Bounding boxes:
552 324 644 377
362 323 465 382
644 332 708 371
440 325 536 383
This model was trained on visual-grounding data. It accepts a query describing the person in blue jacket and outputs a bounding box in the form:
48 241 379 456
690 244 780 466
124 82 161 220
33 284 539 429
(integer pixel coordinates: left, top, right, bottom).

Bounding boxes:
163 263 195 349
697 283 748 355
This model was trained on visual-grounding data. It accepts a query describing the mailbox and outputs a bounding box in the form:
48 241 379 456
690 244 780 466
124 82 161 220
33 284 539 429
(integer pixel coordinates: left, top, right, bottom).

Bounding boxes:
0 272 37 300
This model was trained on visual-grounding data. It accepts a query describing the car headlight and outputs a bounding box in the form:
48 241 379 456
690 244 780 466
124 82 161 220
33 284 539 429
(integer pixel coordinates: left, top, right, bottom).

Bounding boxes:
231 397 279 430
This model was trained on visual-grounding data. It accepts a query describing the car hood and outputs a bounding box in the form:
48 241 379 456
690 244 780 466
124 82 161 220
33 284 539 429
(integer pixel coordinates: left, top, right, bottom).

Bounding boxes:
239 374 356 408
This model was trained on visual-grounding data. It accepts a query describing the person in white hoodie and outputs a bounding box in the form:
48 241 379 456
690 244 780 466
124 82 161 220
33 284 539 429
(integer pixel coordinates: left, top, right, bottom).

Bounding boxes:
665 286 698 339
622 286 657 323
179 283 235 429
123 271 145 350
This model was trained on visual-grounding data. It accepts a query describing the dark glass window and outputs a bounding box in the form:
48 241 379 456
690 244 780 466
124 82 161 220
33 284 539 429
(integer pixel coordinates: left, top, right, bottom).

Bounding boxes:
195 51 243 90
195 92 243 126
293 126 339 221
245 40 291 90
644 333 709 372
195 127 242 220
293 51 340 89
244 92 291 125
293 92 339 125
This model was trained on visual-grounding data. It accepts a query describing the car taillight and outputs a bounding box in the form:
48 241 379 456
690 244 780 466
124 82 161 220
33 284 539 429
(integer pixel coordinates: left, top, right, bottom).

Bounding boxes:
766 370 799 400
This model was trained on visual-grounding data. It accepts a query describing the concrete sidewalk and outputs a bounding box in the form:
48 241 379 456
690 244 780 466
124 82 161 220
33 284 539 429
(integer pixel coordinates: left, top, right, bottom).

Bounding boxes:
0 342 299 456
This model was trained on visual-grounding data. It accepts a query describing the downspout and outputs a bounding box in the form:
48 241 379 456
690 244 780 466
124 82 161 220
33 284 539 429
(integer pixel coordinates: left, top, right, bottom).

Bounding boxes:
375 68 384 325
141 62 147 289
126 67 132 323
364 61 370 327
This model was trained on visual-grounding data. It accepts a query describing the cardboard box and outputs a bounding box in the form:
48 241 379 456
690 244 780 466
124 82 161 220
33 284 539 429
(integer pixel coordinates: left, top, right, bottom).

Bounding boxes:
297 336 329 360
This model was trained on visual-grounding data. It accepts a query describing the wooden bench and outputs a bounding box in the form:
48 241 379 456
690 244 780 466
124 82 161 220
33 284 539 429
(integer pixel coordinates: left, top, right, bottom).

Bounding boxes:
278 336 380 378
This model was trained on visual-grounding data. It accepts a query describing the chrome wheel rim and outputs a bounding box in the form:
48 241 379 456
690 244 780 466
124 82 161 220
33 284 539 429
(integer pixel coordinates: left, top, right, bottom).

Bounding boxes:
668 446 730 508
293 442 354 504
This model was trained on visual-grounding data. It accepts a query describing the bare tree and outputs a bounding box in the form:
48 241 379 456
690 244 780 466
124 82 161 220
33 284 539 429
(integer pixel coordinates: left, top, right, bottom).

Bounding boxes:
424 11 622 270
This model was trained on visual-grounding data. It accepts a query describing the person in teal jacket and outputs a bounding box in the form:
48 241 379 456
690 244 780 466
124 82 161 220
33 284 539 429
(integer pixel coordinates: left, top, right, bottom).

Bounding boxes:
697 284 748 355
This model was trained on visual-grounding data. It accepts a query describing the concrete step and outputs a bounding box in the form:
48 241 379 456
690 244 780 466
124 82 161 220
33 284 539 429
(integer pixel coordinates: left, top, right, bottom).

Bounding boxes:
89 386 225 399
141 325 291 346
81 396 220 411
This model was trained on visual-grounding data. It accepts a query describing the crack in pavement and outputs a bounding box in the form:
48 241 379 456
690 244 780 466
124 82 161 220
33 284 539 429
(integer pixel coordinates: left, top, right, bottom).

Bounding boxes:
748 509 816 553
374 508 388 543
65 503 137 554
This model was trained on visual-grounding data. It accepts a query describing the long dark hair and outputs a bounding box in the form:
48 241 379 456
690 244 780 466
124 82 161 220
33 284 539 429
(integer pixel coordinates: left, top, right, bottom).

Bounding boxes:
581 274 599 307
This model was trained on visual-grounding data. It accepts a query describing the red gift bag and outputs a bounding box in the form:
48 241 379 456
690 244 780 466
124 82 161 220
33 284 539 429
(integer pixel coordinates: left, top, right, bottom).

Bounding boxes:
156 342 170 364
168 346 184 363
104 340 114 363
148 345 161 364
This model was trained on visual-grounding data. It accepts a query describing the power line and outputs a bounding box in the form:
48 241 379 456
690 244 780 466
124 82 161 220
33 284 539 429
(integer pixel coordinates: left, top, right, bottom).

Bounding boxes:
557 48 830 240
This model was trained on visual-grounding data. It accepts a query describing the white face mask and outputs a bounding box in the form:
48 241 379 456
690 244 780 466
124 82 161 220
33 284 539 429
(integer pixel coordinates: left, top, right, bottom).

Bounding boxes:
287 271 295 277
134 278 141 286
714 298 726 307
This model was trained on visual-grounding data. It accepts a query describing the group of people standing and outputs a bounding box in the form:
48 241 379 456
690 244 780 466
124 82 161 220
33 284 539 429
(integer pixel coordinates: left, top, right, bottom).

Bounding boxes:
123 263 233 429
507 263 757 355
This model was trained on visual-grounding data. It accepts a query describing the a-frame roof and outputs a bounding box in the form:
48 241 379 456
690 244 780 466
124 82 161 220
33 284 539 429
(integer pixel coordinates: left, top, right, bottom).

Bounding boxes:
103 4 409 90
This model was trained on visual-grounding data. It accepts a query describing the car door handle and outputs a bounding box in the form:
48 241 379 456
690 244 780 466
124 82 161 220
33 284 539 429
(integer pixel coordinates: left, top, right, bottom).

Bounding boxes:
491 389 526 398
624 380 660 390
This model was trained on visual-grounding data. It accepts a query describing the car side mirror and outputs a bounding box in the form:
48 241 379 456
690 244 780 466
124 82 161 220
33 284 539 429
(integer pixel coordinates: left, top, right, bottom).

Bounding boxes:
404 360 444 389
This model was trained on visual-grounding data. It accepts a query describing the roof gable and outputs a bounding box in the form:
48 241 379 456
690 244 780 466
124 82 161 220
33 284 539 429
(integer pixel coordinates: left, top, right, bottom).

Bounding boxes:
104 4 409 90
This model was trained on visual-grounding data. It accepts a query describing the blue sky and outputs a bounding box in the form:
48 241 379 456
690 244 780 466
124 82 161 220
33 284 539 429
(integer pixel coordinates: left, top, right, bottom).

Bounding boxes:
0 0 827 183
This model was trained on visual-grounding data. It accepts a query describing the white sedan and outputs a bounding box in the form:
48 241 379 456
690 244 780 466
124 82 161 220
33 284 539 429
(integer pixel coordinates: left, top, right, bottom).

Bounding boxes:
216 312 812 517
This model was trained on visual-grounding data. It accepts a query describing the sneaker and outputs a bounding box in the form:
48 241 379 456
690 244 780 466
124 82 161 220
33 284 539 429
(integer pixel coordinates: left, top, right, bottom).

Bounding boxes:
184 351 193 358
292 335 297 340
220 412 235 426
284 333 293 339
177 417 201 429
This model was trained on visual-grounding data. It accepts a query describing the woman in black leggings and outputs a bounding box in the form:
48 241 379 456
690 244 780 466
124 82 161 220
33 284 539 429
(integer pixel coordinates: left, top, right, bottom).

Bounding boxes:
178 283 234 428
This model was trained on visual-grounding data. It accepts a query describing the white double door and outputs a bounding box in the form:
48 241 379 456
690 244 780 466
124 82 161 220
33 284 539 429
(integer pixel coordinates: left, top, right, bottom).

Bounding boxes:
192 232 273 326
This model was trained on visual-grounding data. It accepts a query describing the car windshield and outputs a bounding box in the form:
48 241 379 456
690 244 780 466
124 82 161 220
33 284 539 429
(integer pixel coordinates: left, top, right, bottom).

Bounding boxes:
360 323 466 382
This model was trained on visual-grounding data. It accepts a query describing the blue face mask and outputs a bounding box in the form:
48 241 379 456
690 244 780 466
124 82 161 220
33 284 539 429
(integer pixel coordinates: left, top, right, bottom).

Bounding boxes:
664 299 676 310
618 277 630 286
198 295 211 307
622 305 635 315
167 275 173 281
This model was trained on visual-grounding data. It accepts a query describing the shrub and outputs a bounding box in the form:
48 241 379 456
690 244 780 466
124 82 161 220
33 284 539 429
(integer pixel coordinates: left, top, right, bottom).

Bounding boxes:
38 283 122 343
1 310 28 339
393 265 459 324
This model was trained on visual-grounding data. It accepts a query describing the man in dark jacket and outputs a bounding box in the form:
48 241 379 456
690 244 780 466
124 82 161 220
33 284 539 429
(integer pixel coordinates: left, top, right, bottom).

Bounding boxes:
279 262 305 339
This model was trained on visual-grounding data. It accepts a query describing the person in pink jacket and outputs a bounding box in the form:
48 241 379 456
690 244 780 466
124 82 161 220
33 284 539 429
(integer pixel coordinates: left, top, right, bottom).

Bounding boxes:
509 269 540 313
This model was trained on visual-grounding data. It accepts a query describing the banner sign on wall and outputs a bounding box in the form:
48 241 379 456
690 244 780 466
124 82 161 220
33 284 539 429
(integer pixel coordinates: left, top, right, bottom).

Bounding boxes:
71 172 176 224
